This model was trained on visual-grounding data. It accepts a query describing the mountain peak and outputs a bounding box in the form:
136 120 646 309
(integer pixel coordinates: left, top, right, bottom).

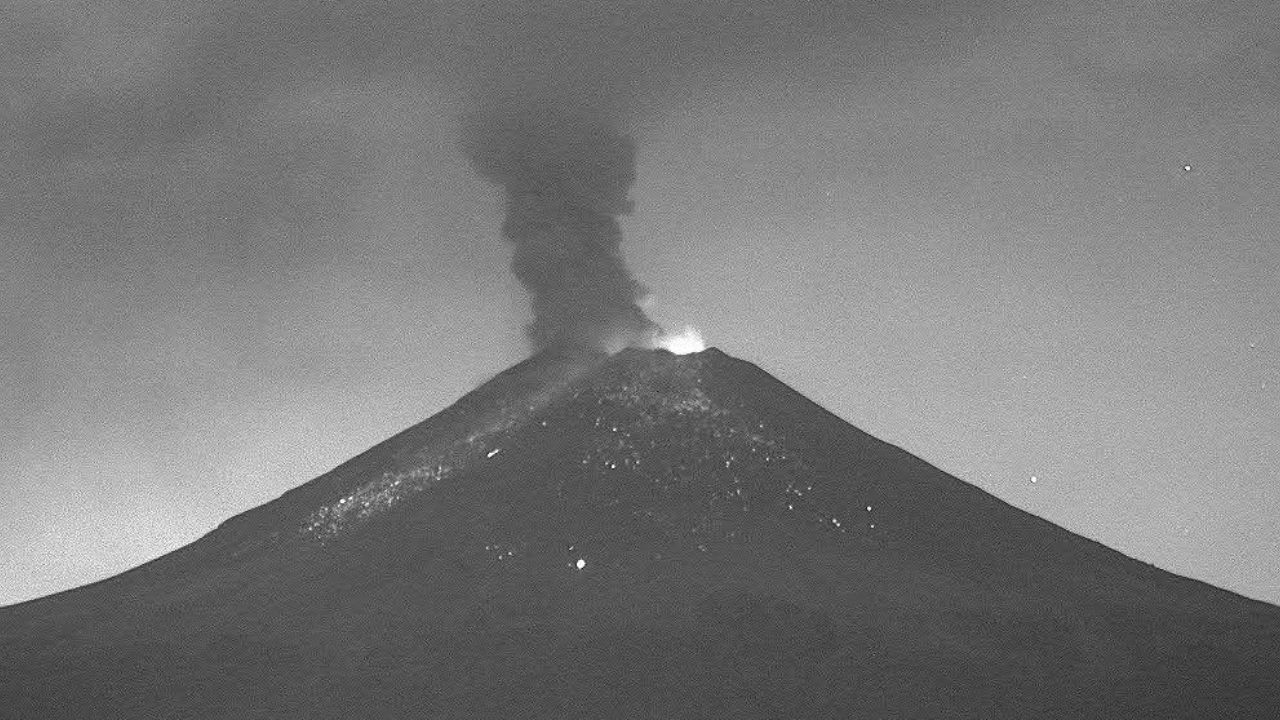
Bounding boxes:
4 347 1278 719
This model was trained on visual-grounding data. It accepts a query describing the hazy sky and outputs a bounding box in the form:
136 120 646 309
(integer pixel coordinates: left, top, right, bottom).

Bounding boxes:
3 0 1277 607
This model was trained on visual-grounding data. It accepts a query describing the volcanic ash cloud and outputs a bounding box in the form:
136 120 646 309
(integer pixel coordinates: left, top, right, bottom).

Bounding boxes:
462 107 661 353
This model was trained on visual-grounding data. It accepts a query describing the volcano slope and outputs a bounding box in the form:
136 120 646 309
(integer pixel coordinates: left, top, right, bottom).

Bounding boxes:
3 348 1278 718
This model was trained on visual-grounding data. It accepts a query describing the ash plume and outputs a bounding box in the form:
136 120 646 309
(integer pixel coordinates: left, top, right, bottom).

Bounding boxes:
461 106 661 353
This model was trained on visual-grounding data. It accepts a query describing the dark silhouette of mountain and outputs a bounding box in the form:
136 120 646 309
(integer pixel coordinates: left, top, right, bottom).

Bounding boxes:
3 347 1278 718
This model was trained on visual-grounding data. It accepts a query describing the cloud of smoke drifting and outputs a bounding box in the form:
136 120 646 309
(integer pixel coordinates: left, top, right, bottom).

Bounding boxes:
3 0 974 355
443 0 924 353
461 104 659 352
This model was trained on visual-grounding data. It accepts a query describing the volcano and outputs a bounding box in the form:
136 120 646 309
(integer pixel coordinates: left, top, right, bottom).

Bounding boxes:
3 348 1278 718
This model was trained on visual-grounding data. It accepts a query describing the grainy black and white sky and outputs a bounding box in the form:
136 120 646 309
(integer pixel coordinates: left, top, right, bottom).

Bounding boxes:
3 0 1277 606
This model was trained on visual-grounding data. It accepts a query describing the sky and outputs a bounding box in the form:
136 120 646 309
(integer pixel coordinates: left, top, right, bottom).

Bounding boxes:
3 0 1277 607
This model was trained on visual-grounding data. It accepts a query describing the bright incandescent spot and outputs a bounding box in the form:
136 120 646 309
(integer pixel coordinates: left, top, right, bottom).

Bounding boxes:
656 326 706 355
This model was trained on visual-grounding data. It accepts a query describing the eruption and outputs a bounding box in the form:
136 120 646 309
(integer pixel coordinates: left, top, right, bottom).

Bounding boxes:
462 105 665 353
656 326 706 355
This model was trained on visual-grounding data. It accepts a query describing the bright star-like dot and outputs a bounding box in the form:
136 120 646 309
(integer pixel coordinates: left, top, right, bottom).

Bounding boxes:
575 558 586 570
1182 164 1192 172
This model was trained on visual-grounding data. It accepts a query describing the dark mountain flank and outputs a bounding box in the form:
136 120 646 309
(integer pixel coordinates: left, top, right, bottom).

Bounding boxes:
3 348 1278 718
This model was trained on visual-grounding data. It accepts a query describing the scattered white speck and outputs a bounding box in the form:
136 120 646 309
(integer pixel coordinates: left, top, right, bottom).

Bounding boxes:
866 505 872 512
486 448 501 458
870 523 876 529
1030 475 1038 483
1182 164 1192 172
575 558 586 570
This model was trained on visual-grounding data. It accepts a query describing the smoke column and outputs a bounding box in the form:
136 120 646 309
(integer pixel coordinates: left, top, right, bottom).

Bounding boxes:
453 1 888 354
461 105 661 353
